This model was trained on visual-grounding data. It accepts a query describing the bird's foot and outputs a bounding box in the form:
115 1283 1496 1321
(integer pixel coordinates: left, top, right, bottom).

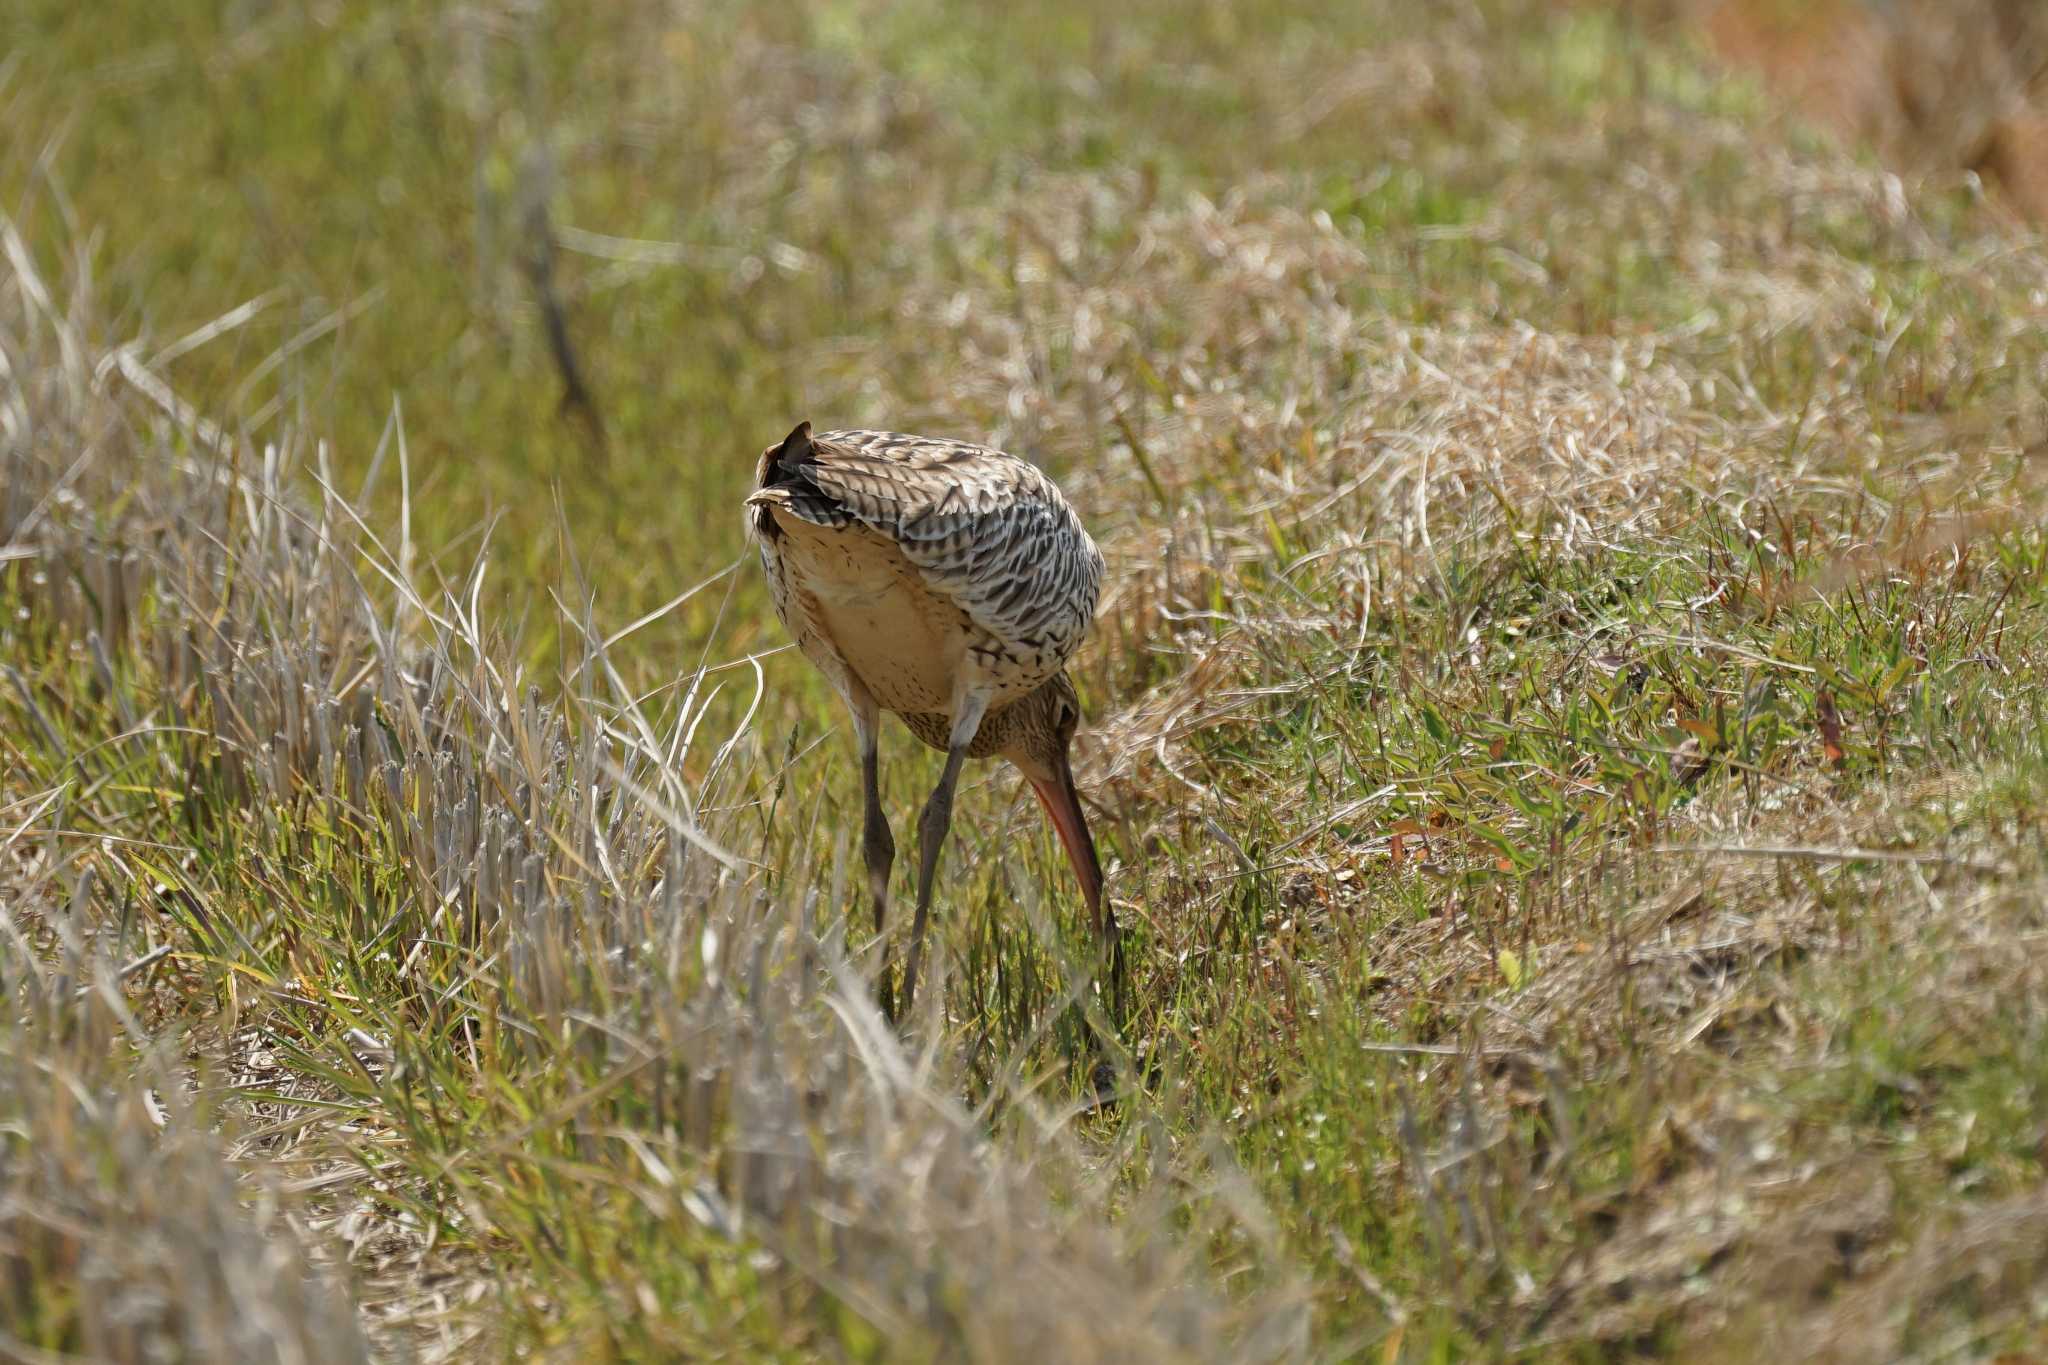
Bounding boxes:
1087 1057 1119 1111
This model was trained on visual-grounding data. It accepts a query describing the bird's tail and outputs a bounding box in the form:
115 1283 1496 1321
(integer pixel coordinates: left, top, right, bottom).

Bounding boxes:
756 421 813 488
748 421 851 539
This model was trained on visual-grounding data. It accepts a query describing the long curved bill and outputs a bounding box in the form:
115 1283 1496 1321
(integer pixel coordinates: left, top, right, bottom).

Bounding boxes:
1029 755 1105 934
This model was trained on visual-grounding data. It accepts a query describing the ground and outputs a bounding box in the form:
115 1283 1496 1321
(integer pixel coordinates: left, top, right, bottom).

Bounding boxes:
3 1 2048 1360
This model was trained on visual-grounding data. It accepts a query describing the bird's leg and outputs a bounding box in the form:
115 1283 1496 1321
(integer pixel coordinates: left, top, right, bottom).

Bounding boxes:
863 737 899 1020
1082 898 1126 1101
898 691 990 1019
844 689 897 1020
898 746 967 1018
862 738 894 930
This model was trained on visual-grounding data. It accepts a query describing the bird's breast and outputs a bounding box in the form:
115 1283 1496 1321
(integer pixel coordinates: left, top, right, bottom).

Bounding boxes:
767 513 973 714
763 505 1066 724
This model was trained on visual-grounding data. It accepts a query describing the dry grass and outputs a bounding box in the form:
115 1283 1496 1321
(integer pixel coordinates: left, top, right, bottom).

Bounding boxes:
1696 0 2048 217
8 1 2048 1359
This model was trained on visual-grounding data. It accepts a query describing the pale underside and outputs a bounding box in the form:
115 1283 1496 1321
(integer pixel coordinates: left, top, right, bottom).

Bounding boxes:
761 508 1053 752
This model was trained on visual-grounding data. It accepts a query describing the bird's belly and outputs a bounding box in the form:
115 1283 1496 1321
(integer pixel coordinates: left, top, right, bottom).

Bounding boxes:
806 572 965 712
768 521 970 713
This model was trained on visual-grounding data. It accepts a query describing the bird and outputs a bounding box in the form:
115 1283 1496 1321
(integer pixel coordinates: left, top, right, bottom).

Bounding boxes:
746 421 1116 1020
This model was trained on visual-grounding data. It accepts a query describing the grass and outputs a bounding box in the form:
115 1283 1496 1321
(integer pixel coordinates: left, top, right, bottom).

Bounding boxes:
7 0 2048 1359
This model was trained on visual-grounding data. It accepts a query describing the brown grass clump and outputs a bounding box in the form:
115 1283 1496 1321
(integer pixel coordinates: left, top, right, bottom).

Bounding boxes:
852 139 2046 891
1700 0 2048 220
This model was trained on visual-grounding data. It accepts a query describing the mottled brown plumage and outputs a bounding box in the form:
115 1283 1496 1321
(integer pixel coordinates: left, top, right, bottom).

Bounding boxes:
746 421 1115 1018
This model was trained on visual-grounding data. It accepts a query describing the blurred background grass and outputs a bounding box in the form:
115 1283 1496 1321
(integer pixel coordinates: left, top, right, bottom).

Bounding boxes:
4 0 1446 675
6 1 1817 676
8 1 2039 691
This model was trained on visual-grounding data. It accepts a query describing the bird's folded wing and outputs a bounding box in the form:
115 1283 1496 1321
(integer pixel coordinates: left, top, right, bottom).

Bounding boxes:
800 430 1105 662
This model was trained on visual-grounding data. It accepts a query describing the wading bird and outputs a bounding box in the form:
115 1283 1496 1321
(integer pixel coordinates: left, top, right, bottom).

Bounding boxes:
747 422 1116 1018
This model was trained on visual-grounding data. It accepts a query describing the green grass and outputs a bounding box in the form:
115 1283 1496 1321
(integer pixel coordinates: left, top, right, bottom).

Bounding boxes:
8 0 2048 1359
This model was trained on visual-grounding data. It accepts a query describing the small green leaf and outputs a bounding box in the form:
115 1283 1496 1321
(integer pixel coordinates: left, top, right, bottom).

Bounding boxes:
1498 949 1525 989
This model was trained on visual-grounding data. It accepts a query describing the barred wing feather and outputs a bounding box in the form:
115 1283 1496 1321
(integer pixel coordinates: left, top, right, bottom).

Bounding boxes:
764 426 1104 670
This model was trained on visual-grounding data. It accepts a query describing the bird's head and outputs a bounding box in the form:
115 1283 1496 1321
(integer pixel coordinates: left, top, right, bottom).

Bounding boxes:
1000 672 1105 926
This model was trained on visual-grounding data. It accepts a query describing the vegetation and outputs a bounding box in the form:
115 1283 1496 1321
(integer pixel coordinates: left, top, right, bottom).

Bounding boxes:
5 0 2048 1358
